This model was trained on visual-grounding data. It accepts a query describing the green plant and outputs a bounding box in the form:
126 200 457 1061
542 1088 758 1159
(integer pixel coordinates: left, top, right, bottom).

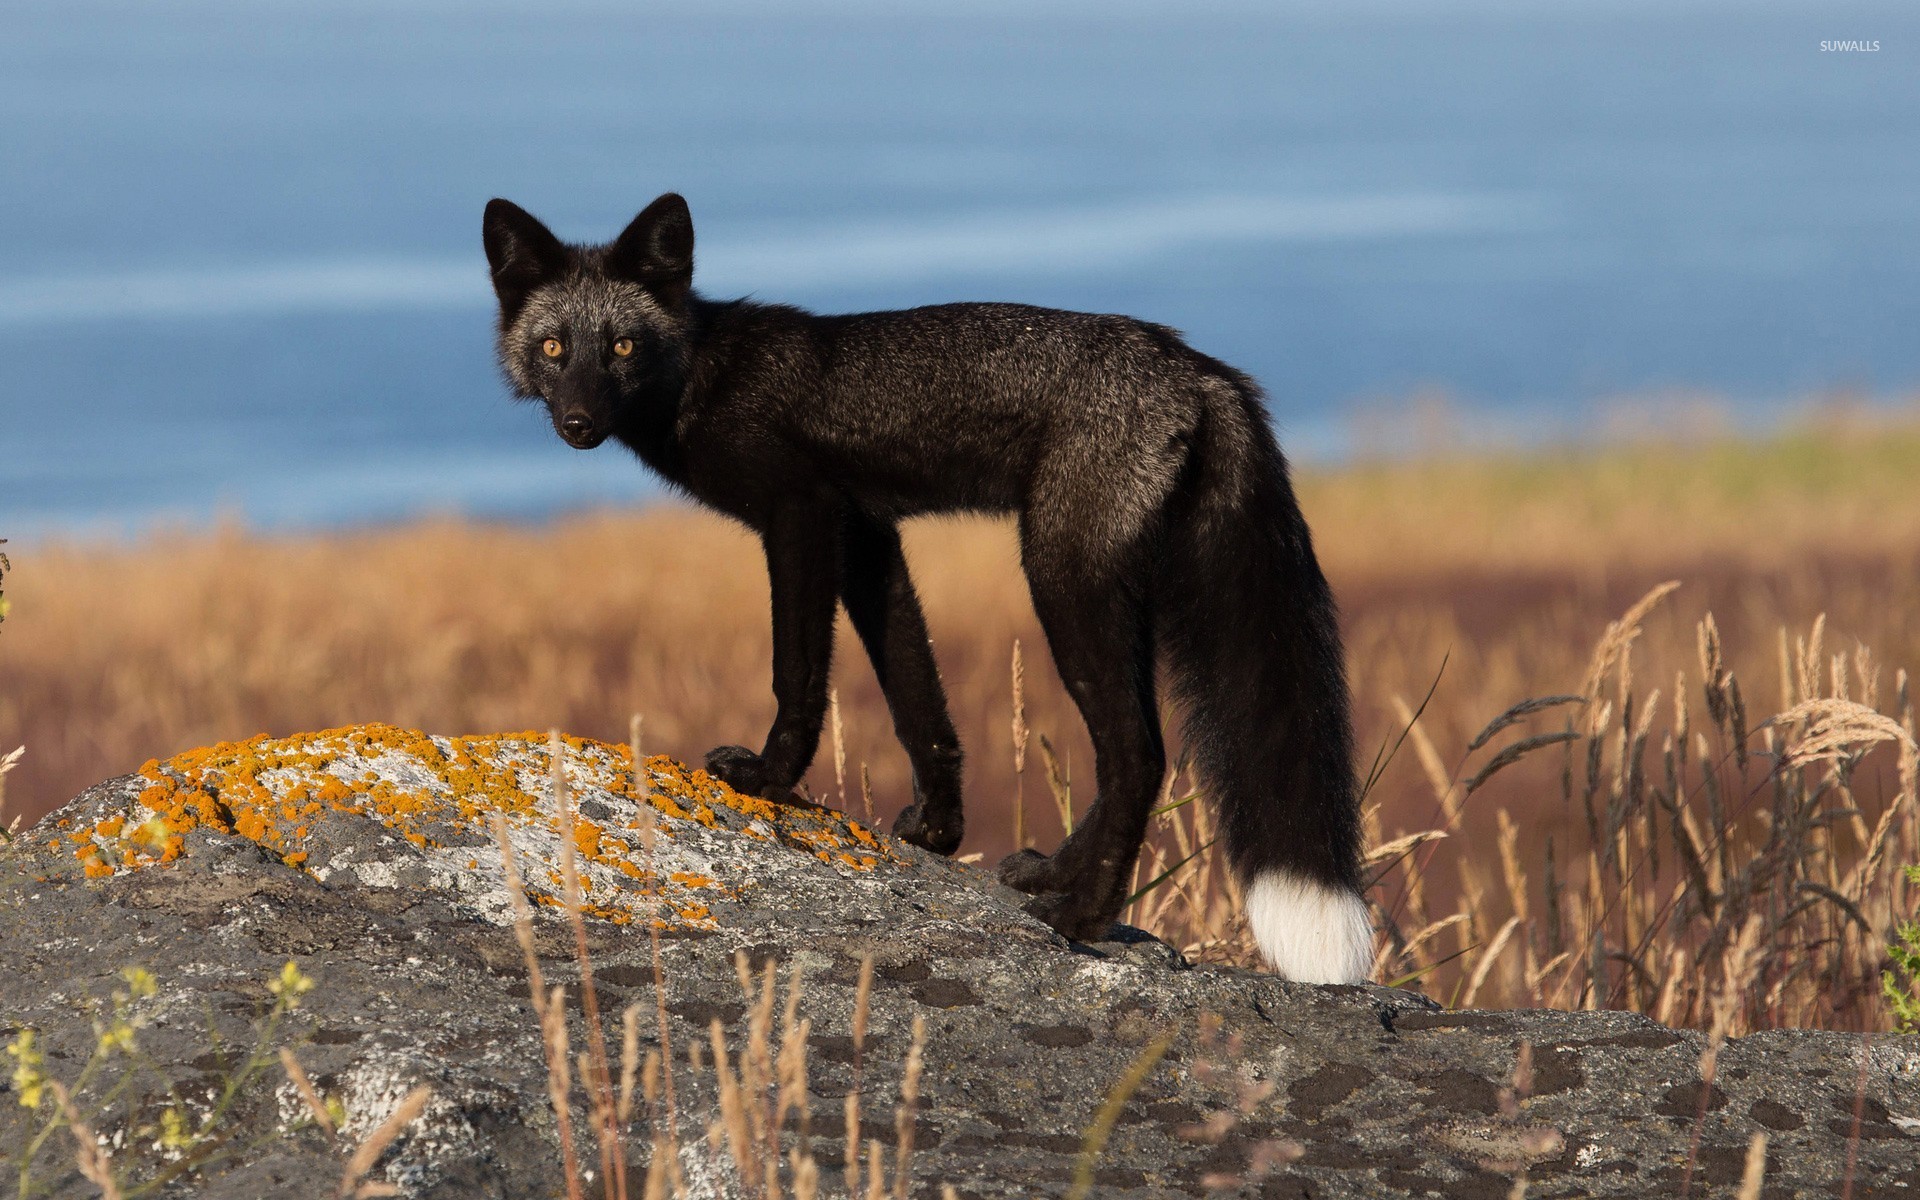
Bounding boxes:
1885 864 1920 1033
5 962 325 1198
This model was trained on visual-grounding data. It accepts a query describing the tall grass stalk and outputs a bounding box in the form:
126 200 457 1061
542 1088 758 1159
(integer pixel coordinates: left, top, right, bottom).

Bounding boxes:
1134 584 1918 1031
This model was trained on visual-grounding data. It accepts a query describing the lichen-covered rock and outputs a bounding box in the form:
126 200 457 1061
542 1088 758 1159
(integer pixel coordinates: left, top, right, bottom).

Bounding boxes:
56 722 899 927
2 725 1916 1198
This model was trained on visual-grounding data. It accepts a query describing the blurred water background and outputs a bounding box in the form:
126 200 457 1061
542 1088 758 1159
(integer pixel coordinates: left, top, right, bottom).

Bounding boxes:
2 0 1915 535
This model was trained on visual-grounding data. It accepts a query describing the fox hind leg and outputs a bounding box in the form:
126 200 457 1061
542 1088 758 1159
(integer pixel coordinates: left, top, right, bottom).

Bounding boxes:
997 515 1166 942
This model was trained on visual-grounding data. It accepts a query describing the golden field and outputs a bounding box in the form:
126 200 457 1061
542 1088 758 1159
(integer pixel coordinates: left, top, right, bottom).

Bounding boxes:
3 409 1918 1030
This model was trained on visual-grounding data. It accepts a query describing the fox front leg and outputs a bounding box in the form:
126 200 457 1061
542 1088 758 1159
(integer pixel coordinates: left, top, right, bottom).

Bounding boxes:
704 503 840 798
837 510 964 856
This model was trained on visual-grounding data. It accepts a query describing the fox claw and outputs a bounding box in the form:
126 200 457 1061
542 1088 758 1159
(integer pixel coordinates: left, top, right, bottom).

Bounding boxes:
703 745 770 796
892 802 962 856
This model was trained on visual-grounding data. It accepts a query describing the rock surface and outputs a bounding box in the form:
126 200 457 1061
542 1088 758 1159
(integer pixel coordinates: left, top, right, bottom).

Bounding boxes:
1 724 1915 1198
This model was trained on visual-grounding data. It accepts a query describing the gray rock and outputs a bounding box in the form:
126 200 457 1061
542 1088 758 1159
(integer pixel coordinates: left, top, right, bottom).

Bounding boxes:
2 725 1914 1198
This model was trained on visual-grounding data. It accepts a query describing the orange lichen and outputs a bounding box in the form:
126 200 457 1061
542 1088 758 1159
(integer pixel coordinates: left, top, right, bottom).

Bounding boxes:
67 723 902 932
573 821 604 860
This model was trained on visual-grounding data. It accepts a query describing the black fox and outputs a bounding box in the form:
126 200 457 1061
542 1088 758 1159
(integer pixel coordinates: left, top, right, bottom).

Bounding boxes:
483 193 1373 982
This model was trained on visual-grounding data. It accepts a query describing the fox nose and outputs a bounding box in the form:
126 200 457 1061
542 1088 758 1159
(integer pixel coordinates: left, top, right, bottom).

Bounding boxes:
562 413 594 440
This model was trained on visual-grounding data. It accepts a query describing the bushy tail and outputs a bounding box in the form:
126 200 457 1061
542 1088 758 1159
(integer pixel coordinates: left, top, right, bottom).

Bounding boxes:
1158 373 1372 983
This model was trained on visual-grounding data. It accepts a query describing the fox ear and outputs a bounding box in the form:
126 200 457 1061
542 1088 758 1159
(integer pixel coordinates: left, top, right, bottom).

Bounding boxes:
609 193 694 300
483 199 568 314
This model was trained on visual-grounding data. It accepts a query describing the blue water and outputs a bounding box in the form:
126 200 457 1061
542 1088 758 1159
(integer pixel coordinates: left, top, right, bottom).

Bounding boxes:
2 0 1916 534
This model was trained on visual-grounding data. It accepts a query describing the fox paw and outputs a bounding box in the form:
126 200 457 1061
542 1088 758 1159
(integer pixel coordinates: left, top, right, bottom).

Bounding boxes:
996 847 1066 895
703 745 770 796
1019 889 1120 944
892 802 963 856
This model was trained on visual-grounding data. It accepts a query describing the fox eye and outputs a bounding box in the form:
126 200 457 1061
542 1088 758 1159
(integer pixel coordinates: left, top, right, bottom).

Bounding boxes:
612 337 635 358
541 338 564 359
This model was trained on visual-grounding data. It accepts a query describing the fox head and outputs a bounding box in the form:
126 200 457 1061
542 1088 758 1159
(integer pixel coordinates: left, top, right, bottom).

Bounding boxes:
482 194 695 449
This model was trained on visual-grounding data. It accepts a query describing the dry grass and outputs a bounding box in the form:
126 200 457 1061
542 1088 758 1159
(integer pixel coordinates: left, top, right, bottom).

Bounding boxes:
489 733 938 1200
499 736 1312 1199
4 414 1920 1029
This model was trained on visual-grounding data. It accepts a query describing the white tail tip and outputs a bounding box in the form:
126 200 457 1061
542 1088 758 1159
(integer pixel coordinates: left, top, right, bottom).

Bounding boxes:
1245 870 1374 983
